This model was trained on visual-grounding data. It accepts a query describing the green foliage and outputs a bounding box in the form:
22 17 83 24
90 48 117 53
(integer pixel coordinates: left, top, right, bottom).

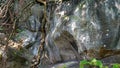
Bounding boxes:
80 60 89 68
80 59 120 68
104 66 108 68
90 59 103 68
80 59 103 68
63 64 67 68
113 64 120 68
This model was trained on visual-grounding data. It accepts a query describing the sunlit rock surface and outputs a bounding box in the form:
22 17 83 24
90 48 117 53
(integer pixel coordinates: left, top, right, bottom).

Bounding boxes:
51 61 79 68
0 0 120 68
46 0 120 63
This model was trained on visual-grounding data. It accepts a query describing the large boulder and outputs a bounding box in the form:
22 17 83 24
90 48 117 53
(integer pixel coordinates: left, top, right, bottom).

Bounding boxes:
46 0 120 63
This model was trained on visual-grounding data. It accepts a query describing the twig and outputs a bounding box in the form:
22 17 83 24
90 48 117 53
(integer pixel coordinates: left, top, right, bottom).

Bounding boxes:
0 0 13 18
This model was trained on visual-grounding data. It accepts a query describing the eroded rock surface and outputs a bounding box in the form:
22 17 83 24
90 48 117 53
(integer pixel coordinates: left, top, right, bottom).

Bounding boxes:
0 0 120 68
46 0 120 63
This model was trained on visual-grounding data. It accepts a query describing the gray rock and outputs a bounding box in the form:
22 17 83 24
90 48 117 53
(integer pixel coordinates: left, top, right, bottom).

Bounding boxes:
51 61 79 68
26 15 41 32
31 4 44 19
46 0 120 63
3 0 119 67
0 33 6 39
15 4 44 56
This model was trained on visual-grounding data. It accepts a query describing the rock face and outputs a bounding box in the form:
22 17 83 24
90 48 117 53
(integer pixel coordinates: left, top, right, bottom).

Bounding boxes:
10 0 120 65
0 0 120 68
46 0 120 63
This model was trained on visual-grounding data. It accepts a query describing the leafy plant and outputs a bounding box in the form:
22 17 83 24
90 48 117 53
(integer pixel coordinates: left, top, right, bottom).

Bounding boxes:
79 59 120 68
63 64 67 68
80 60 89 68
113 64 120 68
89 59 103 68
80 59 103 68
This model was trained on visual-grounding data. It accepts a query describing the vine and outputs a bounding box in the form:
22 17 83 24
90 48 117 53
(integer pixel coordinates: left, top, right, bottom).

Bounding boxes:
31 0 47 67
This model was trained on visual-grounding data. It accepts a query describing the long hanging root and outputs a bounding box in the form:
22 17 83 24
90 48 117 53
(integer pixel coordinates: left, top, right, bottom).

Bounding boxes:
31 0 64 67
30 0 47 68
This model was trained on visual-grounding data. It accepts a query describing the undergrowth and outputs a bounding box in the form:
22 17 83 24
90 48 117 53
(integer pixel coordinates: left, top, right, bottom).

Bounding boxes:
80 58 120 68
